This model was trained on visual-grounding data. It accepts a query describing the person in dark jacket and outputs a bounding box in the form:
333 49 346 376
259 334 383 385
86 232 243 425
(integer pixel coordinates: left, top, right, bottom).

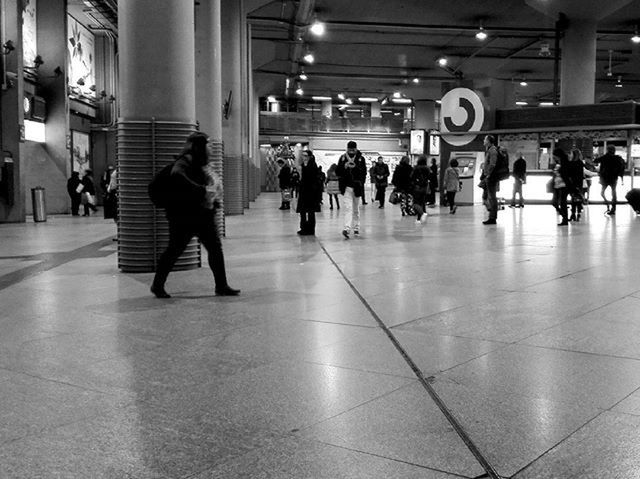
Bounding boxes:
66 171 82 216
594 144 625 216
566 149 585 221
411 156 431 224
81 169 98 216
552 148 571 226
371 156 390 208
510 155 527 208
150 132 239 298
296 150 321 235
336 140 367 238
427 157 438 206
277 159 292 210
391 155 413 216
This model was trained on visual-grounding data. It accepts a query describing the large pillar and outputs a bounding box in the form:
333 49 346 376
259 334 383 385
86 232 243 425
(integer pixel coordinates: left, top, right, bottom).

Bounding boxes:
196 0 225 236
117 0 199 272
560 20 597 105
526 0 634 105
221 0 244 215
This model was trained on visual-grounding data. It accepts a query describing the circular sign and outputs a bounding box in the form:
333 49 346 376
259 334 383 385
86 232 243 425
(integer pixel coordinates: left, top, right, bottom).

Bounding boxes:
440 88 485 146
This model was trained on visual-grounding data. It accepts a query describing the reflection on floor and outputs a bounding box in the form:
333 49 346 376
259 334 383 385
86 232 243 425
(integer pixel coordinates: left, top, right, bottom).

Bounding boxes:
1 193 640 478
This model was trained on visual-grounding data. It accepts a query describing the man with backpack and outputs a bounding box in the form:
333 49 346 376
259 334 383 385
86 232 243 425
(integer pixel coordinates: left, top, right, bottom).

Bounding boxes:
336 140 367 238
594 145 625 216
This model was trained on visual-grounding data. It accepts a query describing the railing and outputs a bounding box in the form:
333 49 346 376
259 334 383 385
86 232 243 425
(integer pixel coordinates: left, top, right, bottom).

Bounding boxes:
260 112 413 135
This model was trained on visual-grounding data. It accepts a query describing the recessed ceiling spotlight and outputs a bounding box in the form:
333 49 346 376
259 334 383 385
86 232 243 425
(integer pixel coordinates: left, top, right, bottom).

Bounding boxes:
393 91 402 98
631 26 640 43
303 45 314 64
519 79 528 87
345 98 353 104
310 16 325 36
412 77 419 84
295 82 303 95
337 93 346 100
436 56 448 67
615 76 623 87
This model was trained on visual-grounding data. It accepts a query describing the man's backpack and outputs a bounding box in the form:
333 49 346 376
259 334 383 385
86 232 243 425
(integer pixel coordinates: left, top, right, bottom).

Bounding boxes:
148 161 176 208
492 146 510 181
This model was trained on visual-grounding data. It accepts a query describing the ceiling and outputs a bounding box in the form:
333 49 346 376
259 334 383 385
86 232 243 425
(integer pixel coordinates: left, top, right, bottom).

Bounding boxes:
249 0 640 108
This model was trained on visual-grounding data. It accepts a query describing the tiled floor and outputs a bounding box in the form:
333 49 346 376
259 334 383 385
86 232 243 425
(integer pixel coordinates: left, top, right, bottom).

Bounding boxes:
1 193 640 478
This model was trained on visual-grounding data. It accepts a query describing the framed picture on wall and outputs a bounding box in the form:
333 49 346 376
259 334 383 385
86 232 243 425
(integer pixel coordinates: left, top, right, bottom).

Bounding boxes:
71 130 90 174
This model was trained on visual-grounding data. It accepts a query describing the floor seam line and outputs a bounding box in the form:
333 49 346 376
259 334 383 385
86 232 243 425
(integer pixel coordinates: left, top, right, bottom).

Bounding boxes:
318 240 501 479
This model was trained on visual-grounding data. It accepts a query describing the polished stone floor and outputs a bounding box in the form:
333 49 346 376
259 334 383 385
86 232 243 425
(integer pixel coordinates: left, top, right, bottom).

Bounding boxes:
1 193 640 478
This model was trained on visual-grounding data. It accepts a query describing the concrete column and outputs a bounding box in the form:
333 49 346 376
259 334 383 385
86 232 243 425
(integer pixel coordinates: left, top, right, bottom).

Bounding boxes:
560 20 597 105
195 0 222 141
117 0 199 272
221 0 244 215
119 0 195 121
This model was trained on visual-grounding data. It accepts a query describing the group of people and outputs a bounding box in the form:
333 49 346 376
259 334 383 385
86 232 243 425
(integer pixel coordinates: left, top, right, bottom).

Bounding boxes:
481 134 627 226
66 169 100 216
550 144 624 225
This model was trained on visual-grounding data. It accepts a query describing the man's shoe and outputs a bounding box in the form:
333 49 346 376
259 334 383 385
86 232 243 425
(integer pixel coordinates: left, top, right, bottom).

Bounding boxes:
215 286 240 296
606 210 616 216
482 219 497 225
353 229 359 235
451 206 457 214
151 285 171 298
342 229 350 239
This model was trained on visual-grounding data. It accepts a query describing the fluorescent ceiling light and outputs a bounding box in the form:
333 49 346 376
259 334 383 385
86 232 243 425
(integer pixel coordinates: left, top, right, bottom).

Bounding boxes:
358 97 378 102
515 101 528 106
310 20 325 36
539 102 554 106
312 96 332 101
519 80 528 87
392 98 412 104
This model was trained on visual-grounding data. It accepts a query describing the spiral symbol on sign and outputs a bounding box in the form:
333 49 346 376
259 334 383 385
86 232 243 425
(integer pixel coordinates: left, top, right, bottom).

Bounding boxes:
440 88 485 146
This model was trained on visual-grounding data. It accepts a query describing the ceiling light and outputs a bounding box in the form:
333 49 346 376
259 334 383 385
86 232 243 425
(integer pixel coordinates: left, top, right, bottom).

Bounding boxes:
632 27 640 43
607 49 613 76
380 96 389 105
303 46 314 64
539 101 554 106
298 67 308 81
475 24 487 41
615 76 623 87
312 96 332 101
436 56 448 67
337 93 345 100
295 82 303 95
393 91 402 98
516 101 528 106
412 77 419 84
267 95 277 102
519 79 528 87
392 98 412 104
345 98 353 104
310 17 325 36
358 97 378 102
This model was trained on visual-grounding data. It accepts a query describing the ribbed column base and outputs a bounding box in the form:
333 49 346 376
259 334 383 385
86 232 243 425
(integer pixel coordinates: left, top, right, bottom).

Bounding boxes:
223 155 244 215
117 120 201 273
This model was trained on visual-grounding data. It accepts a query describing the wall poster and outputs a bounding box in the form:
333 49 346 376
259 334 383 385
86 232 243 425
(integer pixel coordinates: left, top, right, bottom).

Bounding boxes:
67 15 96 98
71 130 90 174
22 0 37 69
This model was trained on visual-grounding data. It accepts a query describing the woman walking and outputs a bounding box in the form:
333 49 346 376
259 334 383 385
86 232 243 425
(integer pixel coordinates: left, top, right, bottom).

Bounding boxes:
325 163 340 210
410 156 431 224
391 156 413 216
443 159 461 214
552 148 571 226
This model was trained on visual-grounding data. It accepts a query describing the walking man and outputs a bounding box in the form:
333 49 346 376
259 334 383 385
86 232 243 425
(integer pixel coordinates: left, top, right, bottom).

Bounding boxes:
594 145 625 216
336 140 367 238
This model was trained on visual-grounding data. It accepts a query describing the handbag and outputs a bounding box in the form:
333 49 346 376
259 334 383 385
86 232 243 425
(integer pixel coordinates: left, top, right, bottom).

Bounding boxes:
388 189 400 205
545 178 554 193
81 192 95 205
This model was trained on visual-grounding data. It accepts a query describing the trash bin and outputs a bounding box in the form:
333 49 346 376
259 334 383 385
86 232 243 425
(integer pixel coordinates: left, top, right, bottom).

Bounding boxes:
31 186 47 222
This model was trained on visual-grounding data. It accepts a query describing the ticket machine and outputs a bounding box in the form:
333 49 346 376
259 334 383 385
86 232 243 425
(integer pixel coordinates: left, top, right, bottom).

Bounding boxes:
449 151 484 204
